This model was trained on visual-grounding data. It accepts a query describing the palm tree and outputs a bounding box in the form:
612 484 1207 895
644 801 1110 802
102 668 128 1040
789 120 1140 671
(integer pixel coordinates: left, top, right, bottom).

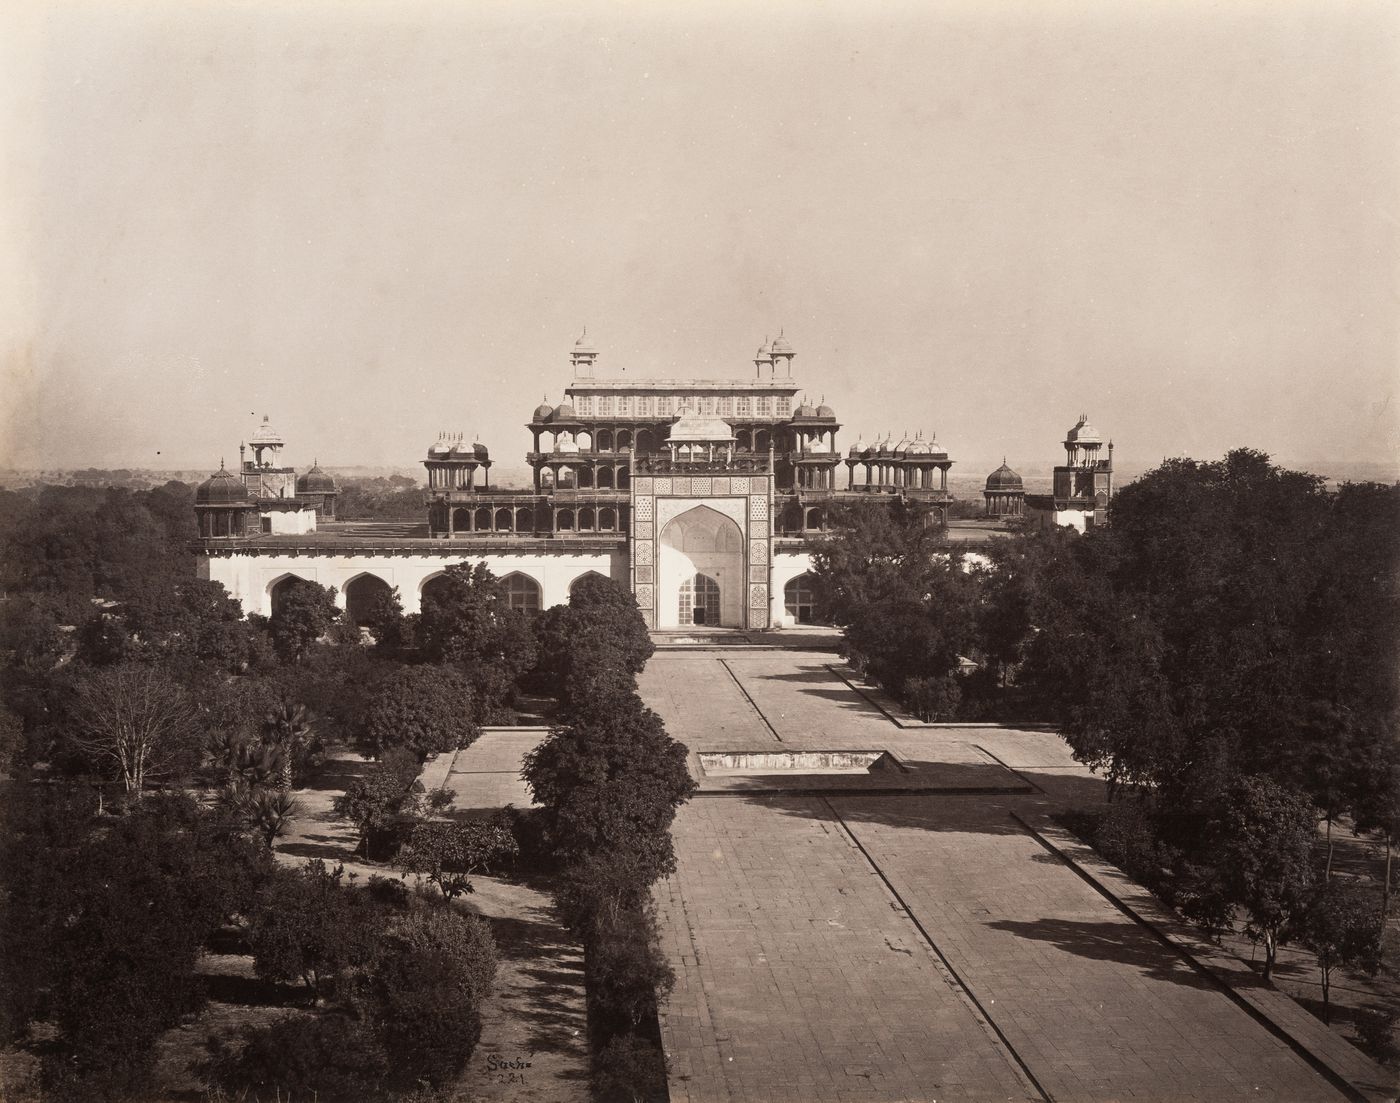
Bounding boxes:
260 701 316 790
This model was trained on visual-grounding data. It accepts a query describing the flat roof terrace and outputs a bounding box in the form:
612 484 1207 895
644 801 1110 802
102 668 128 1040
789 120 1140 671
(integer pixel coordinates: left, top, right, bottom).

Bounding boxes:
194 521 627 554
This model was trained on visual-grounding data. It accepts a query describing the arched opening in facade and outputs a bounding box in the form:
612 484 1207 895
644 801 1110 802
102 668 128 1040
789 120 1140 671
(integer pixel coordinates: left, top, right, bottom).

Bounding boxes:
657 505 744 628
575 431 592 451
578 506 595 531
598 429 614 452
569 570 610 599
636 429 655 454
578 466 594 489
501 572 542 616
597 466 614 489
420 573 453 608
474 507 492 530
784 574 823 625
678 573 721 626
344 573 393 626
268 574 311 619
616 429 632 449
755 428 771 452
452 507 471 531
515 507 533 532
617 465 630 489
599 507 617 531
805 507 826 531
557 508 575 531
735 428 752 451
494 508 513 531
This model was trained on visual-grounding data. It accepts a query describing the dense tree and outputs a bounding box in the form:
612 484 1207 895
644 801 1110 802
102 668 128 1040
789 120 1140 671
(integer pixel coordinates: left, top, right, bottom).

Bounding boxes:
202 1014 389 1103
248 861 383 997
361 908 497 1090
1192 777 1317 980
523 694 695 905
1351 726 1400 919
396 816 519 900
1297 880 1383 1022
810 497 949 625
68 663 202 793
585 905 676 1033
417 562 538 715
533 574 653 708
360 664 480 762
333 763 428 857
267 579 342 663
0 792 267 1099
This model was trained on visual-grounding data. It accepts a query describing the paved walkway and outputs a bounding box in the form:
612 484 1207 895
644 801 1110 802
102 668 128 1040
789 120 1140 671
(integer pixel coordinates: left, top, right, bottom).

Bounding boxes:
641 649 1393 1103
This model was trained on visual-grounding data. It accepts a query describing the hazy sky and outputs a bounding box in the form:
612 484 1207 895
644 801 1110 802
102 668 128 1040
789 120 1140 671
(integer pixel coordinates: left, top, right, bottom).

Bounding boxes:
2 0 1397 478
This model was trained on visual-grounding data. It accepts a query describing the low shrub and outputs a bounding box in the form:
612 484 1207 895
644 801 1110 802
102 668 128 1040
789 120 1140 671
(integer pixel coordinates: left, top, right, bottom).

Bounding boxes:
592 1035 669 1103
201 1013 388 1102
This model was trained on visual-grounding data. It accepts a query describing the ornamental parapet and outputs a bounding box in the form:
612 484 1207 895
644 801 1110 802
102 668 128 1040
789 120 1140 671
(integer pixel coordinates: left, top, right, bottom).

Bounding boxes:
633 455 773 475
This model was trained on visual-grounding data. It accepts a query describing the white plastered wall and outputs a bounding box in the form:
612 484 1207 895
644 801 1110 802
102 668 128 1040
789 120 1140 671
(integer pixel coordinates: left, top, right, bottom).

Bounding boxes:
205 549 627 617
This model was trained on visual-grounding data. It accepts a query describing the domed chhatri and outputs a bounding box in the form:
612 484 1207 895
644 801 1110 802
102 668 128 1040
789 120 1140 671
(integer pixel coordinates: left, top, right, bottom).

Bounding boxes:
196 461 251 504
533 397 555 422
194 462 254 538
295 461 337 494
295 460 340 520
984 458 1026 519
553 402 578 422
985 460 1023 491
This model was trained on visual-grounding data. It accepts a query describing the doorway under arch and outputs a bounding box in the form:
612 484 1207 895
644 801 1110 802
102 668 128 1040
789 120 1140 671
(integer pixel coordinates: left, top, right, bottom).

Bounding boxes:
678 573 721 626
784 573 823 625
657 504 744 628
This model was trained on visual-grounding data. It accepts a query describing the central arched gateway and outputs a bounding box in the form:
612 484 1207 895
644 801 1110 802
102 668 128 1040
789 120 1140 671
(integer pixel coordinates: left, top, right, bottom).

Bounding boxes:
657 505 744 628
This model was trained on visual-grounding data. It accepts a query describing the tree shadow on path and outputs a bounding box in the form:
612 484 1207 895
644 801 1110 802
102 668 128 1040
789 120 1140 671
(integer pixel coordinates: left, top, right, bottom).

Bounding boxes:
984 916 1215 991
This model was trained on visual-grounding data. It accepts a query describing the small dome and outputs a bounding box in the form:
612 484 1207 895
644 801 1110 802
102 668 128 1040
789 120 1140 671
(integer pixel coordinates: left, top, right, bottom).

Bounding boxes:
876 434 893 456
848 437 865 456
573 329 596 354
770 332 793 354
473 441 489 459
556 432 580 454
667 411 735 444
428 436 451 458
986 461 1023 491
296 463 337 494
1066 414 1102 445
249 415 284 447
449 439 473 456
894 432 914 455
554 402 577 421
533 400 554 421
816 404 835 419
196 464 251 505
793 403 817 419
754 342 772 362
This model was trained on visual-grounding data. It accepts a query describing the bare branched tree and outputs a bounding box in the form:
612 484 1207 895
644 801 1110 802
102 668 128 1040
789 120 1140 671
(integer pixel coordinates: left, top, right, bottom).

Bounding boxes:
70 665 200 794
